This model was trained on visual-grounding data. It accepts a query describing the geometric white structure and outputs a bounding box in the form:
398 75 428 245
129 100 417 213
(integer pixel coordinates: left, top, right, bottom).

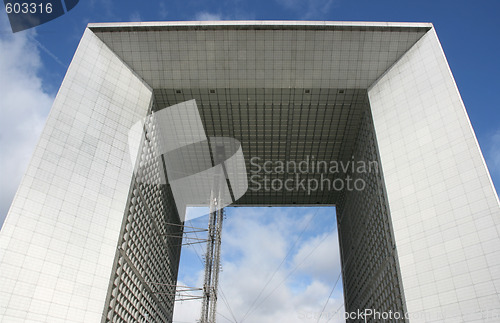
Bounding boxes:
0 21 499 322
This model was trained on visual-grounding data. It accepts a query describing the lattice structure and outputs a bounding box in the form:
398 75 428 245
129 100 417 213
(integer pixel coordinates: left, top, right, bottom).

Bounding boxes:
336 98 407 322
102 104 184 323
153 88 367 206
200 142 227 323
200 204 224 323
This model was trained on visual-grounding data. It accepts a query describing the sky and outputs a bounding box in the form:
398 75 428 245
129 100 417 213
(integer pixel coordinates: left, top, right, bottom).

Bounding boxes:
176 206 343 323
0 0 499 322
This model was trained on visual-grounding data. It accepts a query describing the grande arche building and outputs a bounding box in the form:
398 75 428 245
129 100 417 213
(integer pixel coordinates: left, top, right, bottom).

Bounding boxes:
0 21 499 322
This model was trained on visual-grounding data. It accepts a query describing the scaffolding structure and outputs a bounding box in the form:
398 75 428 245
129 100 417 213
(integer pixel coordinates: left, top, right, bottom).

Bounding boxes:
200 141 228 323
200 196 224 323
166 199 224 322
165 142 229 323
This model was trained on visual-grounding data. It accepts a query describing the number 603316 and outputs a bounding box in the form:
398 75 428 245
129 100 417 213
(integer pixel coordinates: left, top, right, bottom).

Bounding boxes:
5 2 53 14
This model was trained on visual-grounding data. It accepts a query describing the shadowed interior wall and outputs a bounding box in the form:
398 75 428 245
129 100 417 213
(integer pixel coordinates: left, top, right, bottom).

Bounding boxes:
336 98 407 321
101 101 184 322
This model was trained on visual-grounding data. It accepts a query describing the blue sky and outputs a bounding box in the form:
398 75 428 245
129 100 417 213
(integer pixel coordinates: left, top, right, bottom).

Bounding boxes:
0 0 499 322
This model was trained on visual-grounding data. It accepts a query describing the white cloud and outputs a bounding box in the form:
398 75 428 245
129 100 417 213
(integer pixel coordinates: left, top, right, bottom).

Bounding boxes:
158 2 169 19
89 0 115 19
185 206 210 221
194 11 224 21
275 0 336 19
194 6 257 22
173 207 345 323
172 279 203 322
129 11 142 22
292 231 341 284
0 15 54 227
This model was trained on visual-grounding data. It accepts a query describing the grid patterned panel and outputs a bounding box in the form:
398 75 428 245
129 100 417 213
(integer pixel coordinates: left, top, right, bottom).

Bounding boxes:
369 29 500 322
336 101 406 321
154 88 367 205
0 29 154 323
102 103 183 323
92 24 428 90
